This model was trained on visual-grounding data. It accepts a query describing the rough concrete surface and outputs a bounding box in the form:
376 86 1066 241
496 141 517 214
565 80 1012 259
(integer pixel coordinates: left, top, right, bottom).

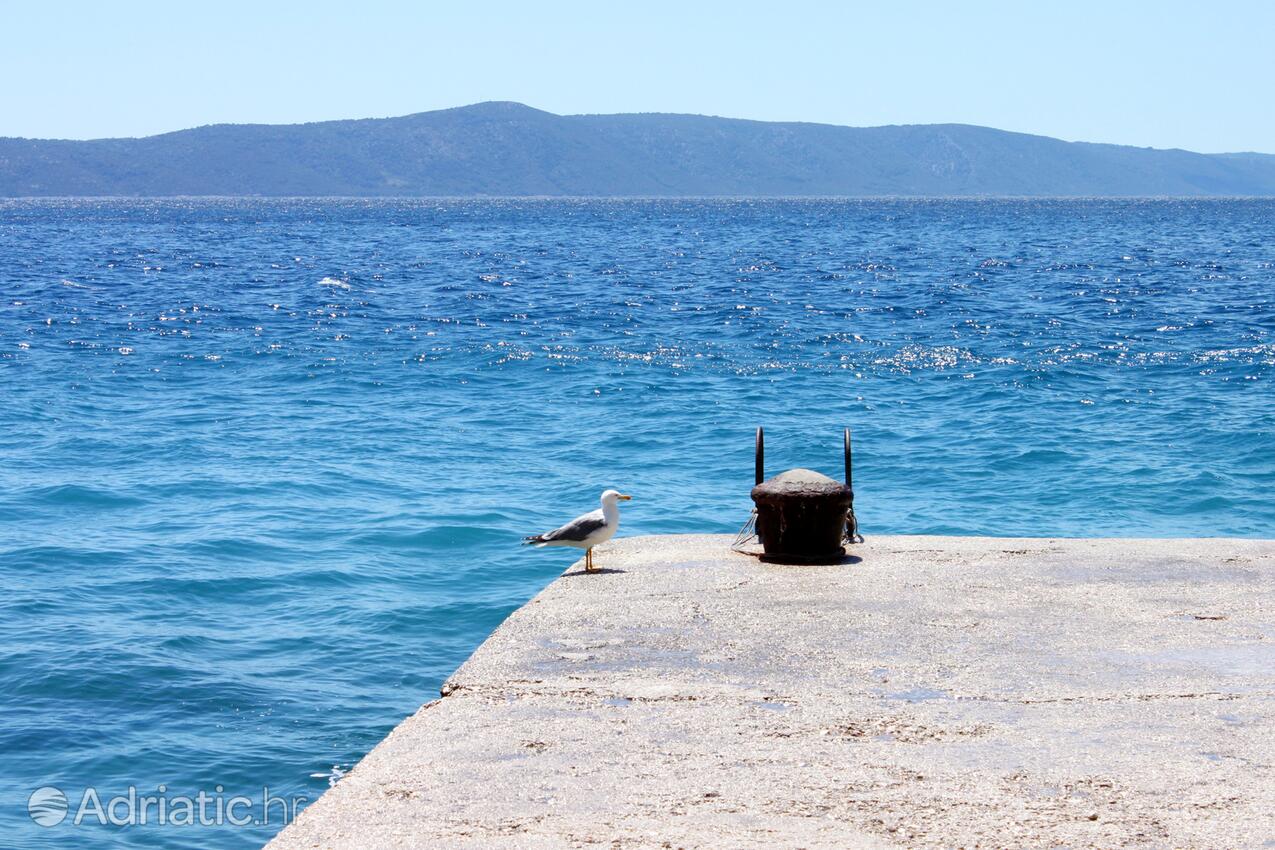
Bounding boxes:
265 534 1275 849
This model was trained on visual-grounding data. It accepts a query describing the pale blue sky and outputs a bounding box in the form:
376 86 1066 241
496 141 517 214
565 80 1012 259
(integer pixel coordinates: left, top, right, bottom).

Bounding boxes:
3 1 1273 152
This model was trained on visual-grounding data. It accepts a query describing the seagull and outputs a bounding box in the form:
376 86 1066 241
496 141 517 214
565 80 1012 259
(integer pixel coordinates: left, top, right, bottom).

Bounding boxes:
524 489 632 572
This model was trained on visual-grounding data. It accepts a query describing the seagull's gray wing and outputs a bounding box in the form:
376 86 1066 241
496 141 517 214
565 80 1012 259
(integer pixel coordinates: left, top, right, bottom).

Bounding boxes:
532 509 607 543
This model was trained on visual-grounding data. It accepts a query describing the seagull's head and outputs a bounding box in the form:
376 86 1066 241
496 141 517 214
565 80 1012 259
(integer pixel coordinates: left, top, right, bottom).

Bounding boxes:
601 489 632 505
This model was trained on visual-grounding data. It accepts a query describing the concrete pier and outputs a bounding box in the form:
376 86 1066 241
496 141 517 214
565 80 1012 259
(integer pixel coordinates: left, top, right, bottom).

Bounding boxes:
266 534 1275 849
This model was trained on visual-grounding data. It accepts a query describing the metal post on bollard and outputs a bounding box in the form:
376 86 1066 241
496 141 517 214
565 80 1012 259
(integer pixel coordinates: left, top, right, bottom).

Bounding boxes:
755 427 765 487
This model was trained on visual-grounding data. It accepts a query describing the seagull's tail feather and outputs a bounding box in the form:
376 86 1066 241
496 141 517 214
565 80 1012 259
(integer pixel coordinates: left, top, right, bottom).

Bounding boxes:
523 534 547 546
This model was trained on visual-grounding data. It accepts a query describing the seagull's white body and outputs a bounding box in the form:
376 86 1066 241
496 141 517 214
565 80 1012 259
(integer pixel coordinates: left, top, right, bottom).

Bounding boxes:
524 489 632 571
532 505 618 550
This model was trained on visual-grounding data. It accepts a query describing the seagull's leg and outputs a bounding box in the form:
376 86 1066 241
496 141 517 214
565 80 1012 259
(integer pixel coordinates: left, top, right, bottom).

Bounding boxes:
585 547 594 572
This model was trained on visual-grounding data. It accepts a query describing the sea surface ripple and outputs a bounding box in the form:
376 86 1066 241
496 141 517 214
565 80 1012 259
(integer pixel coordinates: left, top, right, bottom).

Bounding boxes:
1 199 1273 847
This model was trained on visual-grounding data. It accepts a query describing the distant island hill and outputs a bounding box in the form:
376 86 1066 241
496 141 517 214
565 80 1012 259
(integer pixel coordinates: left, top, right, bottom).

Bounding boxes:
4 101 1275 197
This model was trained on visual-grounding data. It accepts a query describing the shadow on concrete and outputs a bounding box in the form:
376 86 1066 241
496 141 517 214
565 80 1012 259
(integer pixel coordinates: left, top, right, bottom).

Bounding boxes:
758 554 862 566
561 568 628 577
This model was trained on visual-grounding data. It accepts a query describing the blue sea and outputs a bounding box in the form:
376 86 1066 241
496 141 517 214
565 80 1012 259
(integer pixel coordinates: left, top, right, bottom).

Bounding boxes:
2 198 1273 847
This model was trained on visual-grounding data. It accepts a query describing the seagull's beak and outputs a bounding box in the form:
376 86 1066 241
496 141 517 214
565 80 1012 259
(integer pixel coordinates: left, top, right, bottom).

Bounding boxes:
618 494 633 501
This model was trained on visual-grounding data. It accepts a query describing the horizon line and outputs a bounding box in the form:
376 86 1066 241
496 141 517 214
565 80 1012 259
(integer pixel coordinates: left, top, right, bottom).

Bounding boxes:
5 195 1275 202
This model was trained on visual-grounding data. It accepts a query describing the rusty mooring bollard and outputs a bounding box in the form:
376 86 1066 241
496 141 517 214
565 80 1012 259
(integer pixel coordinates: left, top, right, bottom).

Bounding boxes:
749 427 857 563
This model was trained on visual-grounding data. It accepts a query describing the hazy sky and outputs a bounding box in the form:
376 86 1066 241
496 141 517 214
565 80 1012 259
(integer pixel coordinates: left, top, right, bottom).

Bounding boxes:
3 1 1273 152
